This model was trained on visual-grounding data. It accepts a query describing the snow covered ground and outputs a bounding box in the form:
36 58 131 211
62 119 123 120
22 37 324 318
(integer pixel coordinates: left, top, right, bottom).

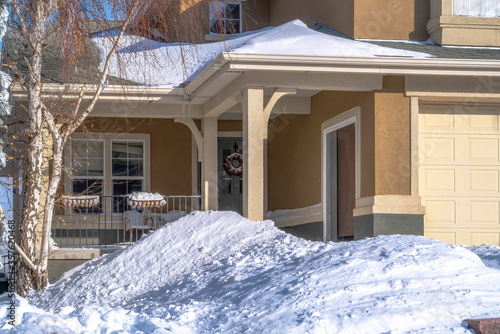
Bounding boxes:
0 211 500 333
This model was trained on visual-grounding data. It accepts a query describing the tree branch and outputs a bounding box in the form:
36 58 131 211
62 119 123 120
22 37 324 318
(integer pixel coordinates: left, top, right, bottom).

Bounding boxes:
61 0 141 140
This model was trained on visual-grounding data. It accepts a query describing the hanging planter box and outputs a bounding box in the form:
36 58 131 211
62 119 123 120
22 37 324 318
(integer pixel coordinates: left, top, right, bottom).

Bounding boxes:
61 195 100 208
128 192 166 208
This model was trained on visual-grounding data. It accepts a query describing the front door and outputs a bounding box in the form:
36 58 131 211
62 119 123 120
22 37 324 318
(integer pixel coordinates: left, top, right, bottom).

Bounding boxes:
218 138 243 214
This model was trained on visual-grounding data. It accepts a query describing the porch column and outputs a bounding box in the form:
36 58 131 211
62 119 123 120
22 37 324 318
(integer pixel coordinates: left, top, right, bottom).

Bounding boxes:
242 87 264 221
202 117 218 211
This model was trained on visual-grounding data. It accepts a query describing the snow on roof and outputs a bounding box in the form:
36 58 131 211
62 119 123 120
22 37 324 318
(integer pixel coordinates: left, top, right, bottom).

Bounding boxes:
93 20 433 87
21 211 500 333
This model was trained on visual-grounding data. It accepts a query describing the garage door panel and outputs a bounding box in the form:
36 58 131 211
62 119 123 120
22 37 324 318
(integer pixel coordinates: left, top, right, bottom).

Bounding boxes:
420 113 454 132
467 138 499 163
424 200 456 225
420 168 456 194
468 169 499 193
424 231 457 244
420 137 455 164
470 201 500 225
469 232 500 246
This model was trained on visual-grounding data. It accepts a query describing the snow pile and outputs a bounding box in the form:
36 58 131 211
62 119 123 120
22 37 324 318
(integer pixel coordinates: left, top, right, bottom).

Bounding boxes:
1 211 500 333
128 192 164 202
93 20 433 87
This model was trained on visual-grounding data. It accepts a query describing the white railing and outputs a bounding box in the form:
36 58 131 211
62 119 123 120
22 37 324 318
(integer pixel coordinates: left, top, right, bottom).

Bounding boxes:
453 0 500 18
52 195 203 247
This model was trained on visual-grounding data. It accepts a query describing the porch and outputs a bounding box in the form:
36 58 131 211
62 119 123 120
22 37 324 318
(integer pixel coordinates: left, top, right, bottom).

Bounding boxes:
52 195 202 247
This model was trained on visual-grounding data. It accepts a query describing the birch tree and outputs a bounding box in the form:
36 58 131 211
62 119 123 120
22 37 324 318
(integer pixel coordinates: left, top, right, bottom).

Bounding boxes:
4 0 210 296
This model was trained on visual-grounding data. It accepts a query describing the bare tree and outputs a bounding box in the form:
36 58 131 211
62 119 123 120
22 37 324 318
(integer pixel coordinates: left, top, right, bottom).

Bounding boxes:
4 0 211 296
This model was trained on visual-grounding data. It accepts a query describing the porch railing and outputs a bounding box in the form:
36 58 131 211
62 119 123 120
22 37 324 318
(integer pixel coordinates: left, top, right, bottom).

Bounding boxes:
52 195 203 247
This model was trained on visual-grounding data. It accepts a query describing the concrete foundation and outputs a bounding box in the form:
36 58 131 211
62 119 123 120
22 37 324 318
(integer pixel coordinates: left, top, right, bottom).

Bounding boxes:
354 213 424 240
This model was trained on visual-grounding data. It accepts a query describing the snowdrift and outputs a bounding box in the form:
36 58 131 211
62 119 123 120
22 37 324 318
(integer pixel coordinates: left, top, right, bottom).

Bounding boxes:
1 211 500 333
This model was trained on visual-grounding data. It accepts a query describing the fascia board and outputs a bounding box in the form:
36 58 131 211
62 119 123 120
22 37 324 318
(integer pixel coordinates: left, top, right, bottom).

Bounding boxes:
221 53 500 76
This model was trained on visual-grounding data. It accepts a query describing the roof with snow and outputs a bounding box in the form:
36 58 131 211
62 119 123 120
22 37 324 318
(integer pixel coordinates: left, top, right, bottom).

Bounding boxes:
312 23 500 60
6 20 500 88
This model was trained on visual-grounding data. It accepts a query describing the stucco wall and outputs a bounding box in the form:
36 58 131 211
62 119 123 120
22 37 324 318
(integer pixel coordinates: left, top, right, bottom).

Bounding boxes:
354 0 430 40
267 90 375 211
267 76 411 212
79 118 194 196
373 76 411 196
270 0 355 38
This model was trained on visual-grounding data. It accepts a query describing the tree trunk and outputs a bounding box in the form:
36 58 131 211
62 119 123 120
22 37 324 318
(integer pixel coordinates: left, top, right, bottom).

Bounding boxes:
16 3 46 296
36 137 64 290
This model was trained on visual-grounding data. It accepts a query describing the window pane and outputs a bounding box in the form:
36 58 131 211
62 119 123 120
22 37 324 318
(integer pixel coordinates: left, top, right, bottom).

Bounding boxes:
87 141 104 159
72 158 88 177
72 179 102 195
225 20 240 34
226 4 240 20
128 180 143 193
72 140 88 158
209 2 223 19
72 179 88 194
128 142 143 158
113 180 128 195
210 19 224 34
112 142 128 158
128 159 143 177
112 159 128 176
87 159 104 176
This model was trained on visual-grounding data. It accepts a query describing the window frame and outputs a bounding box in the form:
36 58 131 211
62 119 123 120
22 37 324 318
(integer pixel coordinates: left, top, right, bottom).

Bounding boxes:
65 133 151 209
209 1 243 36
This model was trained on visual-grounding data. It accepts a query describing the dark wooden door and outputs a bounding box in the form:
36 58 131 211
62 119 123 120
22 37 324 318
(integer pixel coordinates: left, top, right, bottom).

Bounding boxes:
336 124 355 237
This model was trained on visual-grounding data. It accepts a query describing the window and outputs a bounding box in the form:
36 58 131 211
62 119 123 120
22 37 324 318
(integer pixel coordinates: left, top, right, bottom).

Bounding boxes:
453 0 500 17
209 2 242 35
67 133 150 213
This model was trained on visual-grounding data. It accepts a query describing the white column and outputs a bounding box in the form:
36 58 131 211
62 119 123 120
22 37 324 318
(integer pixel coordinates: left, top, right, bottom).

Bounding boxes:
243 87 264 221
202 117 218 211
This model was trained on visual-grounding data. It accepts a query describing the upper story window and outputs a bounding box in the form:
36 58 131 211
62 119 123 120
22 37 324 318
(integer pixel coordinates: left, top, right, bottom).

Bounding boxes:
453 0 500 17
209 2 242 35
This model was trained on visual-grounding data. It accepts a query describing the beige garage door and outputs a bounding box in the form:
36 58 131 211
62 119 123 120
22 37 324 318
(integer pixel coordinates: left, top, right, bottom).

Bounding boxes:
419 107 500 246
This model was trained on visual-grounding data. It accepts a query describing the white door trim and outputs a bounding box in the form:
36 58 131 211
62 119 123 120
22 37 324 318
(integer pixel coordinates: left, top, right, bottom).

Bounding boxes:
321 106 361 242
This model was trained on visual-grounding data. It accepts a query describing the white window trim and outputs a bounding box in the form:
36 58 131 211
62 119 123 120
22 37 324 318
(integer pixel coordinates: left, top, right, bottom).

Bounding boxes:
321 106 361 242
65 133 151 197
208 1 243 36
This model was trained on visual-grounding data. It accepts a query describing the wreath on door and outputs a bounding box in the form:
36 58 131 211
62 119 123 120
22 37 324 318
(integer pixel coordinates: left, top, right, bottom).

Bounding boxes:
223 152 243 176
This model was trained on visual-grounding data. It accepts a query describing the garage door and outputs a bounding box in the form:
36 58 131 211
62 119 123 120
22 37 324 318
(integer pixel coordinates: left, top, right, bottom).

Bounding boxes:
419 107 500 246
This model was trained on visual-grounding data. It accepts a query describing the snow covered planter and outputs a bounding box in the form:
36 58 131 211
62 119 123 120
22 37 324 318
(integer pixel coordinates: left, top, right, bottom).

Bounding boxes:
61 195 100 208
223 152 243 176
128 192 166 208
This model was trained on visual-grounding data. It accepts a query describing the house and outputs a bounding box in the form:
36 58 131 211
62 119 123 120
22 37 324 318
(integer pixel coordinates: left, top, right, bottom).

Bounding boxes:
8 0 500 251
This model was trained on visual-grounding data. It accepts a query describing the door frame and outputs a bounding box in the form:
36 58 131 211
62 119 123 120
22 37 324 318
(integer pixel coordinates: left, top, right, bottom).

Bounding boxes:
322 107 361 242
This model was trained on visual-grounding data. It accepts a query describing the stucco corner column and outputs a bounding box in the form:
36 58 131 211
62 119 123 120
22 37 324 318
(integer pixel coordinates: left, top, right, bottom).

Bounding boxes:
202 117 218 211
242 87 264 221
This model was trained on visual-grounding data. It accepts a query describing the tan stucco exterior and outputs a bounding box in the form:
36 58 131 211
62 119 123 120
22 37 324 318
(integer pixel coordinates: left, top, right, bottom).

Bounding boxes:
354 0 430 40
373 76 411 196
428 0 500 46
267 76 412 212
267 90 375 211
80 118 194 196
270 0 355 38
